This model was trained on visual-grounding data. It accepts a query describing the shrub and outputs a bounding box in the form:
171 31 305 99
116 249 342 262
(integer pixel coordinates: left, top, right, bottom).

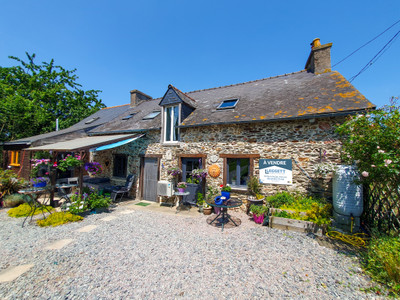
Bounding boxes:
266 191 295 208
364 234 400 294
0 169 27 198
37 212 83 227
336 97 400 184
3 194 26 208
86 193 111 210
196 192 204 206
7 203 53 218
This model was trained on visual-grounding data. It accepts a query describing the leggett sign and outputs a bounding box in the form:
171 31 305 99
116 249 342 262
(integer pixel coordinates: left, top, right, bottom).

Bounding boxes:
259 159 292 185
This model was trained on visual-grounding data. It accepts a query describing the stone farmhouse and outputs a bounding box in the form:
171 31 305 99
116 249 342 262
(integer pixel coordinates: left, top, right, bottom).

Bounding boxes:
2 39 375 203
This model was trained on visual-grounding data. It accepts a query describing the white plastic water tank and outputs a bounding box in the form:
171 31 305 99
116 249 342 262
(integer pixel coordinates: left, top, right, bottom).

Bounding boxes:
332 165 363 217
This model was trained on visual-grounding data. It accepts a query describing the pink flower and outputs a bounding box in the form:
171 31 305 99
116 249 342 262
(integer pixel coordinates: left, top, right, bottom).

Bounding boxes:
384 159 392 165
53 162 58 167
361 171 369 177
377 146 380 149
371 165 376 168
378 150 385 154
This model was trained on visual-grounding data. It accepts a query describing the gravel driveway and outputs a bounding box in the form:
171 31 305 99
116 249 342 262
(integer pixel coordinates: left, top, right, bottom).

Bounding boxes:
0 204 380 299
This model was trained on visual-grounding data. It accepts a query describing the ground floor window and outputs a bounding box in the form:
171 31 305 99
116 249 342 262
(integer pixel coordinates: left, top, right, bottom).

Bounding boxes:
227 158 249 188
10 151 20 166
113 154 127 177
220 154 259 189
181 157 202 183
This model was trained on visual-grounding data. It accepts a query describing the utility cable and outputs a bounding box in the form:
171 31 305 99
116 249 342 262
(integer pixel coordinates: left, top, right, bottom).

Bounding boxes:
333 18 400 68
349 29 400 82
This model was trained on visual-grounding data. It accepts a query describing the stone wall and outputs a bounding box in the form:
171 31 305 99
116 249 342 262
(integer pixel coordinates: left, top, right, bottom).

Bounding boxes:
144 116 344 201
91 116 344 202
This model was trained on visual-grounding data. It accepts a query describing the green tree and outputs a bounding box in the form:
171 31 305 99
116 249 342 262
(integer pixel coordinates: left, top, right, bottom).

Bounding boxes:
0 53 105 142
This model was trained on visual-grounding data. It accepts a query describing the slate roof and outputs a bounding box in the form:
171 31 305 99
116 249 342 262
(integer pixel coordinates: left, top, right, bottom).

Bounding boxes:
180 70 375 127
89 98 162 134
4 104 129 146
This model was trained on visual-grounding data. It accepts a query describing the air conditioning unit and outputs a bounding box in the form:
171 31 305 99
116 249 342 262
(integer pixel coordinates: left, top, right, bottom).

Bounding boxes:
157 181 174 197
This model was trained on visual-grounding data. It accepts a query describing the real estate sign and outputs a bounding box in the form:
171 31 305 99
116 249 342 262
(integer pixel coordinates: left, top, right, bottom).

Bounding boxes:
259 159 292 185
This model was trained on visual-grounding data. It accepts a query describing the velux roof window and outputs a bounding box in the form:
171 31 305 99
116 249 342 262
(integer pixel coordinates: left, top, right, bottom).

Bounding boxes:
85 117 100 124
217 98 239 110
122 113 137 120
142 111 161 120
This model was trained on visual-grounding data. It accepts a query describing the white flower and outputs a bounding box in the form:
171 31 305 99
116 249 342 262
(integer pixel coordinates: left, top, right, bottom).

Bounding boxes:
384 159 392 165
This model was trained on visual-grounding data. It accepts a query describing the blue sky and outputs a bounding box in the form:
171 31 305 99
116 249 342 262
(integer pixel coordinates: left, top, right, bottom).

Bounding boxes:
1 0 399 109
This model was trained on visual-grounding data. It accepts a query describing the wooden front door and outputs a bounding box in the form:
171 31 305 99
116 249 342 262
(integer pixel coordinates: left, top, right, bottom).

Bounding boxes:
142 157 159 201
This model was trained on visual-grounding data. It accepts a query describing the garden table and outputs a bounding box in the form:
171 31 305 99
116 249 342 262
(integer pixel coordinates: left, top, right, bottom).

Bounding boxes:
205 197 243 231
55 183 77 203
18 187 52 227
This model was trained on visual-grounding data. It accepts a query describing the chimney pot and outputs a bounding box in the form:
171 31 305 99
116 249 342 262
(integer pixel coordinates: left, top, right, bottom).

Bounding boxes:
311 38 321 49
305 39 332 74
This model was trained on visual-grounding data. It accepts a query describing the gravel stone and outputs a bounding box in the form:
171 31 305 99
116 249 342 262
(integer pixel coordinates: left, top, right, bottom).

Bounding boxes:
0 206 384 299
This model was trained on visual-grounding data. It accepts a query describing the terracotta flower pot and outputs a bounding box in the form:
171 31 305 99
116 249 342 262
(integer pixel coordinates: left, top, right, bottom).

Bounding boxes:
203 207 212 215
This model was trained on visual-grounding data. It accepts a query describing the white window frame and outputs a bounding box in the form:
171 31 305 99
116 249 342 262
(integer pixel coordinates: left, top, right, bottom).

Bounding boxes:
162 104 180 143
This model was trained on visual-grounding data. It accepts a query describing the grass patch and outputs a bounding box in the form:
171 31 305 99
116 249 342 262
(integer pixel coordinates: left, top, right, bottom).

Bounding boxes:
363 234 400 295
135 202 151 207
37 212 83 227
7 203 53 218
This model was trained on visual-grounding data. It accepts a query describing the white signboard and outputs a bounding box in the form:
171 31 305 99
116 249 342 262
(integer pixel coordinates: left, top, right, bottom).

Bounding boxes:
259 159 292 185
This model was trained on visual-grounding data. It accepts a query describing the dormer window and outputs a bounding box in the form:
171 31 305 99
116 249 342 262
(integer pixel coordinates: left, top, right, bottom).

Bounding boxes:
217 98 239 110
164 105 180 142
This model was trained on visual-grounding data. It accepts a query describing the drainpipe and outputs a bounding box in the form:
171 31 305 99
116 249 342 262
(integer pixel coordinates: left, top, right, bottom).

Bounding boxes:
56 119 59 131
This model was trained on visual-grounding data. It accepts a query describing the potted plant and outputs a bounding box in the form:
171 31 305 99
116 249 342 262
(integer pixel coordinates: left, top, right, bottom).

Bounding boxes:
250 204 268 224
87 193 112 214
204 185 218 215
191 169 208 181
246 176 264 213
30 177 49 188
196 192 205 213
167 167 182 178
55 154 83 172
84 161 102 176
220 184 232 200
177 182 187 193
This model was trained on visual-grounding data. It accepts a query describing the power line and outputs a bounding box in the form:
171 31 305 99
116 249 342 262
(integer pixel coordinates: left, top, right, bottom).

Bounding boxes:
333 18 400 68
349 29 400 83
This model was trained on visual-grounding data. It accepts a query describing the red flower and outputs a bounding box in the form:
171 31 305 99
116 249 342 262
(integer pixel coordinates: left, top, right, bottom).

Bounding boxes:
220 184 224 188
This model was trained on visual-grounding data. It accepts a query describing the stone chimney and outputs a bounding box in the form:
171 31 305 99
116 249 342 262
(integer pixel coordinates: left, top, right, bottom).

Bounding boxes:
130 90 152 107
305 38 333 74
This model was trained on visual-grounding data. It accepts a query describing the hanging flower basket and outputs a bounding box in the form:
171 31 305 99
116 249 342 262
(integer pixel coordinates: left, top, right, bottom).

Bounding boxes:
84 162 102 176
